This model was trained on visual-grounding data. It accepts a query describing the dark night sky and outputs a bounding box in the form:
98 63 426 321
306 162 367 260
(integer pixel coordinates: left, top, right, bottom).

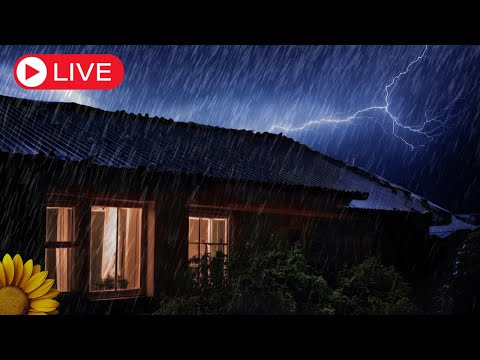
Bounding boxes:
1 45 479 213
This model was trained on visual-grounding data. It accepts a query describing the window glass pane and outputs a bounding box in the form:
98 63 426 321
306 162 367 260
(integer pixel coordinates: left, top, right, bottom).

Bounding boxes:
199 218 209 246
46 208 58 242
210 244 227 258
59 208 73 242
45 207 75 292
118 208 142 290
46 207 73 243
212 219 226 244
211 219 227 257
188 243 200 263
199 241 209 260
189 218 199 243
45 248 75 292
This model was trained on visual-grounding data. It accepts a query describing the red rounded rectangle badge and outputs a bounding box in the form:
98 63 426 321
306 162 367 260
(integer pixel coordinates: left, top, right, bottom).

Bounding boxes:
14 54 124 90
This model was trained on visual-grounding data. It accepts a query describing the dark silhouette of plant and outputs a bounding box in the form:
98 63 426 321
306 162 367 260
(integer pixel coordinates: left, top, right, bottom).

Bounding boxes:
438 229 480 314
333 257 418 315
154 244 417 315
155 243 334 315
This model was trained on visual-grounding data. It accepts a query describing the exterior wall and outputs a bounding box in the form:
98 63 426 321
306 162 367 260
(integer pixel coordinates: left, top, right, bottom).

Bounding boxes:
0 154 46 261
304 211 430 277
305 217 379 275
376 211 431 275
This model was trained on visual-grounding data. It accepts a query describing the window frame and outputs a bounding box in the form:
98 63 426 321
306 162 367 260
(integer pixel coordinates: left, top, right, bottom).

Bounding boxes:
88 199 148 300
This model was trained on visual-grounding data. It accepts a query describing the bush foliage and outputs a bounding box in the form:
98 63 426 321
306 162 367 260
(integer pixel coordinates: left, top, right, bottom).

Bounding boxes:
154 242 417 315
333 257 418 315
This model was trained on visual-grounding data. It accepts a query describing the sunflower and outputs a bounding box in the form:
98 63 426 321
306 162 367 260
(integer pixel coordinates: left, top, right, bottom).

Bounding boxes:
0 254 59 315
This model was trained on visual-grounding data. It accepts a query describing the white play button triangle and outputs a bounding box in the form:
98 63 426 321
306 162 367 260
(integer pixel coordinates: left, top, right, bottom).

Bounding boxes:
15 57 47 88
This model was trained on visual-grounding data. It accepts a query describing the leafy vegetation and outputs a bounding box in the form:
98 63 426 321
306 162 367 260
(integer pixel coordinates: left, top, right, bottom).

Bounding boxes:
332 257 418 315
154 241 418 315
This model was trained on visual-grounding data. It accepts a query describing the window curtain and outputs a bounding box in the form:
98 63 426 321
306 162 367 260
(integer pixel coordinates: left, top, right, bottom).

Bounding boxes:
118 208 141 290
101 208 117 279
90 211 105 289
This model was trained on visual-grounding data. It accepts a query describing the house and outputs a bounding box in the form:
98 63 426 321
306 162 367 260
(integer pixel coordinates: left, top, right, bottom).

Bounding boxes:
0 94 454 313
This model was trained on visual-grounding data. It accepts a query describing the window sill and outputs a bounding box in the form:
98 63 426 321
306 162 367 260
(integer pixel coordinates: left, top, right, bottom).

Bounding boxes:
88 289 145 301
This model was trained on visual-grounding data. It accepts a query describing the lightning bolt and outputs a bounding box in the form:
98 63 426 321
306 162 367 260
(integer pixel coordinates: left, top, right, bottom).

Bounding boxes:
270 46 476 150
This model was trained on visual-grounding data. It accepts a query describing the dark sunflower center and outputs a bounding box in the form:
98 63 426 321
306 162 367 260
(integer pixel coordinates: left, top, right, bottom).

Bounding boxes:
0 286 30 315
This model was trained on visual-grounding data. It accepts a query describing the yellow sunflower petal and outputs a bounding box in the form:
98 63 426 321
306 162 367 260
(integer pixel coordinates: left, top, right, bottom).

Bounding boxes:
47 310 59 315
2 254 14 285
36 288 60 300
28 310 47 315
30 298 59 312
19 259 33 289
12 254 23 286
32 264 41 276
24 270 48 294
0 262 6 287
28 279 55 299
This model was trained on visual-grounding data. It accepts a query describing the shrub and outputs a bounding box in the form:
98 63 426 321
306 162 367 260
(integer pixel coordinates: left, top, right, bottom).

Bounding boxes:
154 244 335 315
333 257 418 315
153 245 418 315
227 245 335 315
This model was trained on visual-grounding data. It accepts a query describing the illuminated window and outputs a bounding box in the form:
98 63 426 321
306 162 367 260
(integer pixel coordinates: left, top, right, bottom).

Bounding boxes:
90 206 142 292
45 207 75 292
188 217 228 265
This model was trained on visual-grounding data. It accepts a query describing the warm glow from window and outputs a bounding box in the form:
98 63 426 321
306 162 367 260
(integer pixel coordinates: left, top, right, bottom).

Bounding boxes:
188 217 228 264
45 207 75 292
90 206 142 292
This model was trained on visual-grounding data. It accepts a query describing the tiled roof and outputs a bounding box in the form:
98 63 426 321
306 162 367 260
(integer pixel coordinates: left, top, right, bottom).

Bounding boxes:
0 95 450 221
